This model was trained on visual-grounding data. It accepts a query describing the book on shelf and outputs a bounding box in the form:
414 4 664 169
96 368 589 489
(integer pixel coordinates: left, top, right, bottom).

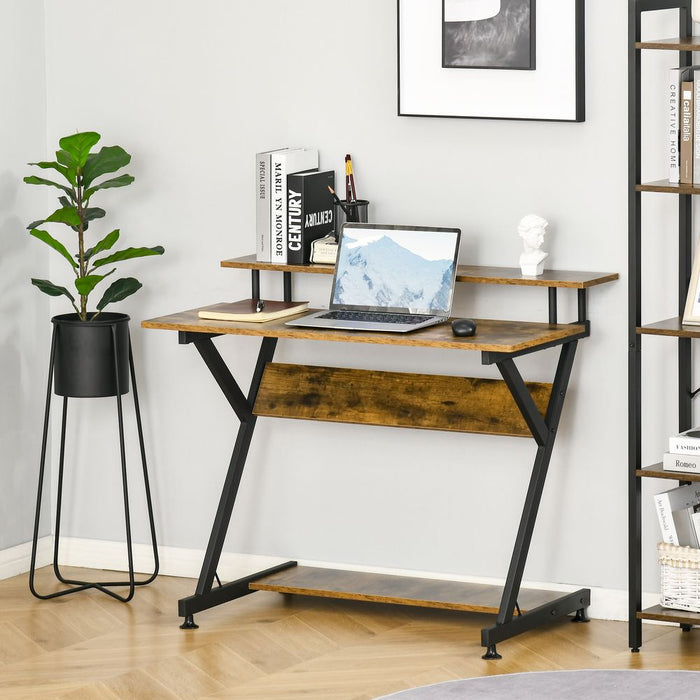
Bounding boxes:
197 299 309 323
286 170 335 265
255 147 287 262
654 482 700 546
681 80 694 184
692 511 700 547
663 451 700 473
670 67 694 183
270 148 319 265
669 427 700 454
310 234 339 264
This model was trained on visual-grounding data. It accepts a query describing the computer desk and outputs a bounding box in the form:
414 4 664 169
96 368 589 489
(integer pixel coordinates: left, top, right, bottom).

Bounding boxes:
142 257 617 658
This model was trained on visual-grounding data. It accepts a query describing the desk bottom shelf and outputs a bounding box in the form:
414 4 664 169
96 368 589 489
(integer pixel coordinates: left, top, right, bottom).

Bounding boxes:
250 565 562 615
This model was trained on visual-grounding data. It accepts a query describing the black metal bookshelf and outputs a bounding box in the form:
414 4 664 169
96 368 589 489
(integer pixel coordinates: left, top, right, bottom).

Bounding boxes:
629 0 695 652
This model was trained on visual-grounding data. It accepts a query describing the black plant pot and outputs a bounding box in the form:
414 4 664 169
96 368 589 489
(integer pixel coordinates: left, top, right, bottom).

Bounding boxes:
52 312 130 397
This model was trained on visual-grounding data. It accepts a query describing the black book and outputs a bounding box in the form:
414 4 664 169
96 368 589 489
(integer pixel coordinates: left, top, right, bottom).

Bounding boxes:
286 170 335 265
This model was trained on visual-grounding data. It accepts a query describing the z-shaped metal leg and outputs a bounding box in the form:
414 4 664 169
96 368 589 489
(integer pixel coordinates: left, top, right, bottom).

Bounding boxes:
480 340 590 657
176 334 296 627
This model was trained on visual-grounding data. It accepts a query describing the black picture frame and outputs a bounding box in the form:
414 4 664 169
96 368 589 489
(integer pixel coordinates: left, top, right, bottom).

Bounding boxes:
398 0 585 122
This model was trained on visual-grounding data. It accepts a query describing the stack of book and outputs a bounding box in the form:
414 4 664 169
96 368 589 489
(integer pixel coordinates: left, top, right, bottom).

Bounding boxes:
669 66 700 184
663 428 700 474
255 147 335 265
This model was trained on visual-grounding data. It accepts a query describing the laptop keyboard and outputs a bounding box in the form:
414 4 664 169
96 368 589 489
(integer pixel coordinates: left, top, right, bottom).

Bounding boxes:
318 310 434 325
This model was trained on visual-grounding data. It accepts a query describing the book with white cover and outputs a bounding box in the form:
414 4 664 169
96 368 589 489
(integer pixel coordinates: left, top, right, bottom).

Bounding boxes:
669 427 700 454
663 451 700 473
270 148 318 264
670 66 697 183
654 482 700 546
255 147 286 262
692 511 700 547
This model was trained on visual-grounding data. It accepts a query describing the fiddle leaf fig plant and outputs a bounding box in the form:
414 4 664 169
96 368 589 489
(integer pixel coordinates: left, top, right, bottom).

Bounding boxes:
24 131 164 321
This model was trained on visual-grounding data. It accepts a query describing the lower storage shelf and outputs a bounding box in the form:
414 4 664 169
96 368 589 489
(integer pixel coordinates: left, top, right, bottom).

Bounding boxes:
637 605 700 626
249 565 561 615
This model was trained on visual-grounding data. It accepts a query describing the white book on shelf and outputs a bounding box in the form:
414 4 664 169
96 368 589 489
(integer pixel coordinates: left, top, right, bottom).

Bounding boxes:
654 482 700 546
669 427 700 454
269 148 319 265
670 66 697 183
255 147 287 262
663 451 700 473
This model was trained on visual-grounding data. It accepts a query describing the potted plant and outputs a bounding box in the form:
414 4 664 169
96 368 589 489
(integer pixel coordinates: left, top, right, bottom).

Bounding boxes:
24 131 164 397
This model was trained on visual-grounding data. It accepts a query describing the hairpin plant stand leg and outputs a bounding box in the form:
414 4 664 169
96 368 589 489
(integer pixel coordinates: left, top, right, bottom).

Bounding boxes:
29 325 159 602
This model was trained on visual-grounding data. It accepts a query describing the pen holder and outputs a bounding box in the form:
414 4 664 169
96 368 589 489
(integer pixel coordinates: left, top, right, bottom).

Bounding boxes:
335 199 369 235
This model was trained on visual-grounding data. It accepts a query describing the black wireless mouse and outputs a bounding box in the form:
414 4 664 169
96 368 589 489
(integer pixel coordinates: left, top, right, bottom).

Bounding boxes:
451 318 477 337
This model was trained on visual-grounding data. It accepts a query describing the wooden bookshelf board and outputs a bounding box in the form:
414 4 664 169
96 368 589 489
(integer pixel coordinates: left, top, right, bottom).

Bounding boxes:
637 605 700 626
249 566 557 615
220 255 618 289
636 180 700 195
254 363 551 437
637 317 700 339
637 464 700 482
636 36 700 51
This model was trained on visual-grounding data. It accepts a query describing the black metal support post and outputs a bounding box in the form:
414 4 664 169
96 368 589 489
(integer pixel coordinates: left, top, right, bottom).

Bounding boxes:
480 339 589 657
548 288 558 325
251 269 260 301
177 335 297 626
29 325 158 602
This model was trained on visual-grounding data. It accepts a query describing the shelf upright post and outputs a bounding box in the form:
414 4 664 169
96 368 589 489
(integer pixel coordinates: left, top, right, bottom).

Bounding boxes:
628 0 643 654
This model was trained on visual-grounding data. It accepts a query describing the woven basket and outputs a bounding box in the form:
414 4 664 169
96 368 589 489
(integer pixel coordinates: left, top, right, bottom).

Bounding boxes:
658 542 700 612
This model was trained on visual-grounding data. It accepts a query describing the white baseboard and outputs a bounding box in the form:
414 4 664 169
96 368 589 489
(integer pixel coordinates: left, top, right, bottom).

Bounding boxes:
0 538 656 622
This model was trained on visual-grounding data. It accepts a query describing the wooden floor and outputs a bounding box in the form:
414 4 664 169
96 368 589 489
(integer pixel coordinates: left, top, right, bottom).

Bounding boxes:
3 567 700 699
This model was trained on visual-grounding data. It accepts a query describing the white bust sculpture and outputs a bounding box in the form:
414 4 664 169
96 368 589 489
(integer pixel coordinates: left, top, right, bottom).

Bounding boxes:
518 214 549 276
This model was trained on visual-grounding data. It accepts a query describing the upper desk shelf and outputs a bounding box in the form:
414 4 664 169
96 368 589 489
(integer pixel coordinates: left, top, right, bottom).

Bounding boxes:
221 255 617 290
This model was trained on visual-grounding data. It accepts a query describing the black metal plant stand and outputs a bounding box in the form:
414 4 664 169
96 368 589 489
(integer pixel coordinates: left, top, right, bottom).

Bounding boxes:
29 318 159 602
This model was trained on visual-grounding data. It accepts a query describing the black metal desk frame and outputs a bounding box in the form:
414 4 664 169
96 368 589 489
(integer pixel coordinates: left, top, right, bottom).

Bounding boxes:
163 268 601 659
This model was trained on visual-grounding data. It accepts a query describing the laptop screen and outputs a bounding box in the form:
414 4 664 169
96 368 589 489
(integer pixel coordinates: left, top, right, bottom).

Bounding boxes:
329 223 461 315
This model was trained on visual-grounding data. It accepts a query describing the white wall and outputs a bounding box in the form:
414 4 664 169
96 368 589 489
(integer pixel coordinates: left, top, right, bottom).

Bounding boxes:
0 1 49 550
20 0 673 605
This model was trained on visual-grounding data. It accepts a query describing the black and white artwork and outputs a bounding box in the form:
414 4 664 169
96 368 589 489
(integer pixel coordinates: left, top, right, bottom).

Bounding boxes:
442 0 535 70
398 0 585 121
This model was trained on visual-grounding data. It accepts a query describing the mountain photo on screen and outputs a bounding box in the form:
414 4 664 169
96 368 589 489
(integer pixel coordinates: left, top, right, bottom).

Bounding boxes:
332 230 456 313
442 0 535 70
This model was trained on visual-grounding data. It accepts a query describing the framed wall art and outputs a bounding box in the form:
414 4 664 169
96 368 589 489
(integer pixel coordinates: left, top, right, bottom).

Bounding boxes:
398 0 585 122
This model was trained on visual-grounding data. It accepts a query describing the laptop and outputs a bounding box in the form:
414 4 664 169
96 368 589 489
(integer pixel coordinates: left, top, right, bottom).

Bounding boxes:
286 222 461 333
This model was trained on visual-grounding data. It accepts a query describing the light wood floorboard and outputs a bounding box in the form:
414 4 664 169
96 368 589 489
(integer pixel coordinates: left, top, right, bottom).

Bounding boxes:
2 567 700 698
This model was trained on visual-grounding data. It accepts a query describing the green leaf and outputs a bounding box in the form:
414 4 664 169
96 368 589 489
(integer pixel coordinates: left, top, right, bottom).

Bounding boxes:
85 229 120 261
84 207 106 223
45 206 82 228
59 132 100 169
82 146 131 189
27 219 45 230
84 173 134 200
92 245 164 268
28 160 73 184
31 278 76 302
29 229 78 268
23 175 74 198
96 277 142 310
74 269 115 296
56 149 79 187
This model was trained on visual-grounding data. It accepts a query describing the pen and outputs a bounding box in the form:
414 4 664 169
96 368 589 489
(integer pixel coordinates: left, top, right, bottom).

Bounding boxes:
345 154 357 203
328 185 350 217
